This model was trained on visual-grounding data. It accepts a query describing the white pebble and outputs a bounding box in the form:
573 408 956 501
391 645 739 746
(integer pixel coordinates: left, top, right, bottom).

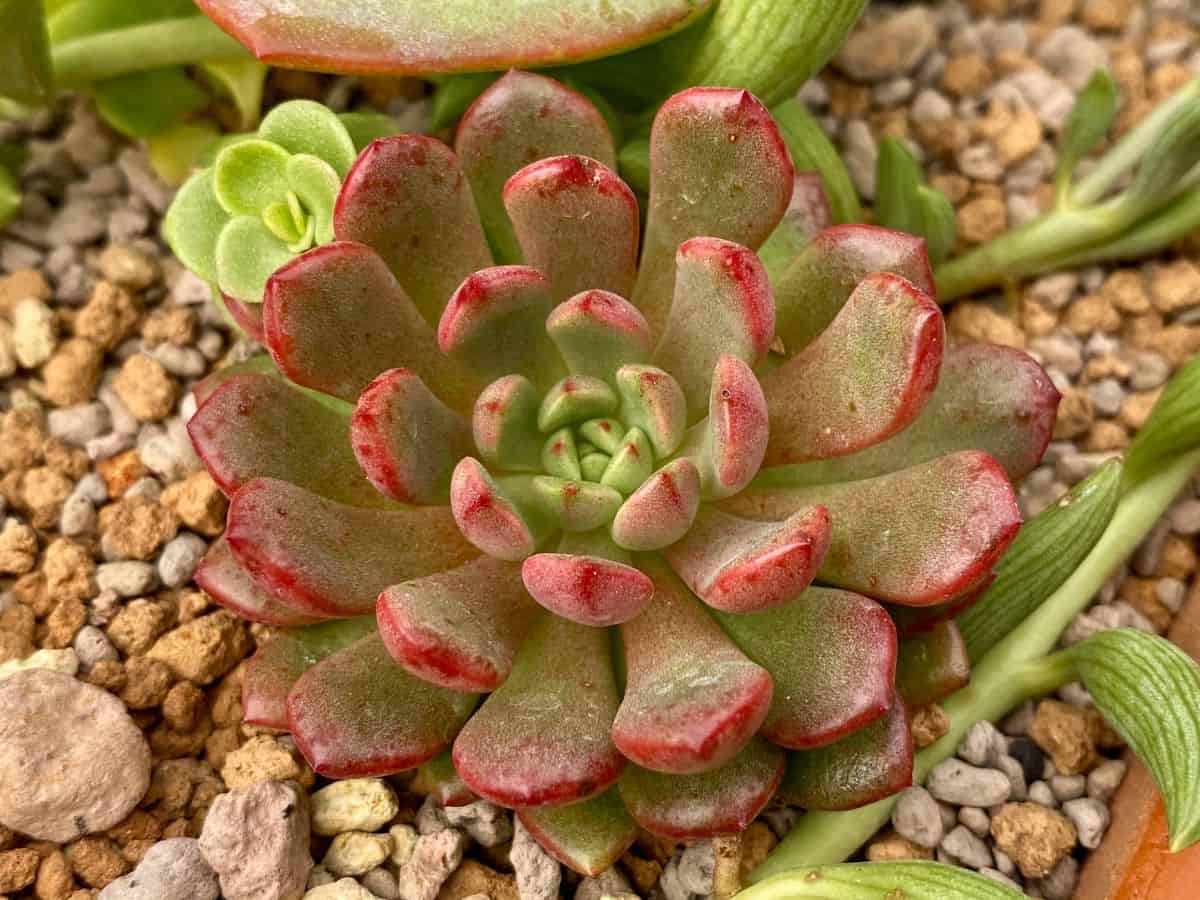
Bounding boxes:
311 779 400 837
0 648 79 680
13 298 57 368
158 533 208 588
324 832 392 878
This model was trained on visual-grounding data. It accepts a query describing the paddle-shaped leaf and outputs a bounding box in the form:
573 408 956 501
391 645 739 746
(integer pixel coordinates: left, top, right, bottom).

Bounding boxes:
546 291 653 385
288 631 477 778
619 738 786 838
456 71 616 262
521 551 654 627
610 458 701 551
453 614 624 807
472 375 543 472
614 562 772 773
761 272 944 465
714 588 896 749
450 459 552 561
504 156 639 304
334 135 493 327
634 88 793 334
726 451 1021 607
740 862 1027 900
758 172 835 280
518 789 639 876
894 622 971 708
226 478 477 617
195 537 328 627
377 556 540 692
778 694 912 811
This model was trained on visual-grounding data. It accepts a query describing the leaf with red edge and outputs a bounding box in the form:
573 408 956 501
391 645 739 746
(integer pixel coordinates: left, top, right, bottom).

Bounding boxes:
221 292 265 342
652 238 774 421
439 265 564 389
545 290 653 389
773 224 934 354
242 615 377 728
195 536 328 627
887 576 993 638
189 372 387 507
377 556 540 692
760 272 944 466
633 88 793 335
522 551 654 627
333 135 493 328
756 343 1060 486
518 790 639 876
288 631 477 778
472 375 543 472
614 560 772 774
195 1 712 76
778 693 913 811
614 365 688 459
676 356 769 501
713 587 896 749
504 156 639 304
758 172 836 280
226 478 477 617
453 613 624 808
618 738 786 839
350 368 474 504
411 751 476 807
450 459 552 561
895 622 971 709
610 458 701 552
264 241 479 408
456 72 616 263
663 505 829 614
725 451 1021 607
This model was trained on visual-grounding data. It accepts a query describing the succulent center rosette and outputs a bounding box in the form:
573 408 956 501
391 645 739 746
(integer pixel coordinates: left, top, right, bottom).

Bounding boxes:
183 71 1060 874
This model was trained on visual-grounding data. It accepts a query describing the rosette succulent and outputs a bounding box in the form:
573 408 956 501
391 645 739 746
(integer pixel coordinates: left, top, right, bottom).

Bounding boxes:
185 72 1060 873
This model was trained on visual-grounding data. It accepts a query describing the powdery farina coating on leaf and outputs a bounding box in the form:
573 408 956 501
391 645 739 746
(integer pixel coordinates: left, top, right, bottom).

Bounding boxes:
168 71 1060 869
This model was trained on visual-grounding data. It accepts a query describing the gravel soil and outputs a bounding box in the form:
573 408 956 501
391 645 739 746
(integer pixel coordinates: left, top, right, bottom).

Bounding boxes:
0 1 1197 898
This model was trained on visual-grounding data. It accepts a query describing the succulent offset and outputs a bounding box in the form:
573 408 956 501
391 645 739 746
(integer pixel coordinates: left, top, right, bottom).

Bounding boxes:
178 72 1060 872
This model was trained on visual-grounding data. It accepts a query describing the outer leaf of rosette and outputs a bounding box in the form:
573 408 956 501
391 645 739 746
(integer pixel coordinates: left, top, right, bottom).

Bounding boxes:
712 587 897 749
242 615 377 729
453 613 624 808
456 71 617 263
333 134 494 328
263 241 479 409
773 224 934 355
757 172 835 281
755 343 1060 486
518 789 639 876
376 555 540 693
619 738 786 839
438 265 565 389
778 693 913 811
450 459 553 561
760 272 944 466
195 536 329 627
189 372 389 507
350 368 474 504
226 477 478 617
504 155 639 304
287 631 478 778
724 451 1021 608
674 356 769 501
652 238 774 421
894 621 971 709
546 290 654 387
663 504 829 614
632 88 793 336
613 560 772 774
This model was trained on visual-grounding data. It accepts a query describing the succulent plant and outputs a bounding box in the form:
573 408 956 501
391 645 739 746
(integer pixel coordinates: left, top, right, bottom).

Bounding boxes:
185 72 1059 873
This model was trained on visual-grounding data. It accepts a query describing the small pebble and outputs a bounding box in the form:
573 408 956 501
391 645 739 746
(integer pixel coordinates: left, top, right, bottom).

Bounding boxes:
927 759 1013 807
1061 797 1110 849
323 832 392 878
940 824 993 870
311 779 400 837
892 787 944 849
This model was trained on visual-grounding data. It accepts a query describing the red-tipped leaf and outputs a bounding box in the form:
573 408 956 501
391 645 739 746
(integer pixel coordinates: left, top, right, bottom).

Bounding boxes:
518 790 639 876
195 536 328 627
521 552 654 627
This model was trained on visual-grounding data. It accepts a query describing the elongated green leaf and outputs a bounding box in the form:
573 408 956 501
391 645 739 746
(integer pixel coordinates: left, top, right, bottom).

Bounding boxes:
1071 629 1200 851
0 0 54 103
874 136 922 236
1119 96 1200 220
958 459 1122 660
93 66 208 138
0 166 18 229
772 99 861 224
201 58 267 130
1056 69 1117 190
48 0 197 42
738 861 1024 900
1125 354 1200 488
914 185 956 266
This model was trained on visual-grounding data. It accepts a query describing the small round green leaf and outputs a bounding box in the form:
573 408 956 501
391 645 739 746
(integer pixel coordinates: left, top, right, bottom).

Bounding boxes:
286 153 340 245
213 138 291 216
215 215 294 303
162 168 230 284
259 99 357 178
262 200 304 245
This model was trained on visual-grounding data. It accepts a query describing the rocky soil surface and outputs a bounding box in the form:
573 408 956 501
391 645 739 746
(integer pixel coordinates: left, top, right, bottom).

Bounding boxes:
0 0 1198 898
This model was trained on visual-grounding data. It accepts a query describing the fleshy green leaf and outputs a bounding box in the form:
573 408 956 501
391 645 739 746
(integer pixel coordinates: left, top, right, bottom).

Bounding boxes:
450 460 554 561
957 459 1122 661
0 166 19 229
201 58 267 130
258 98 357 177
0 0 54 104
1119 94 1200 220
1070 629 1200 851
894 622 970 708
213 138 291 216
337 111 402 151
771 99 862 225
739 861 1026 900
411 751 476 807
193 0 713 75
147 121 221 185
286 153 339 245
47 0 197 42
874 136 924 237
758 172 835 279
162 168 230 284
215 214 295 303
546 291 654 385
1124 354 1200 488
915 185 957 266
518 789 639 876
431 73 499 131
472 375 543 472
195 536 328 627
93 66 208 138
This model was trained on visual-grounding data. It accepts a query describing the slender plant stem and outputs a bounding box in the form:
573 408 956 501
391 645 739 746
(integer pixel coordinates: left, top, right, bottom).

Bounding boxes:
750 448 1200 882
51 17 248 86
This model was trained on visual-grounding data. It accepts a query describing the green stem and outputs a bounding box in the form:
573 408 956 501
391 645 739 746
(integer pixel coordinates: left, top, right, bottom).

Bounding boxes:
751 448 1200 881
51 17 248 86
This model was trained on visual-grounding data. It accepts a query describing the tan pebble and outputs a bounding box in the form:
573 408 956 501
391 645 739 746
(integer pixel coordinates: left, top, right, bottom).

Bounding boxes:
990 802 1076 878
1030 699 1098 775
1081 420 1128 452
1020 298 1057 337
995 107 1042 165
41 339 104 408
1118 577 1172 633
97 244 160 291
85 658 126 692
66 837 128 889
99 495 179 560
1101 270 1150 315
220 735 312 790
74 282 140 351
204 726 242 770
910 703 951 748
0 630 34 664
1065 294 1121 336
106 810 163 847
113 355 178 422
160 472 227 537
208 664 245 727
106 599 174 657
42 539 95 604
1150 259 1200 314
1119 389 1162 431
0 847 41 892
20 466 73 528
42 439 89 480
1158 535 1197 580
941 54 993 98
34 848 75 899
41 601 87 650
1080 0 1132 29
437 859 519 900
147 611 250 685
1082 353 1131 383
96 450 147 498
0 519 38 575
120 656 176 709
738 821 778 882
1052 388 1094 440
141 307 197 347
0 269 50 313
957 193 1009 245
865 831 934 862
0 407 47 472
947 302 1026 348
162 680 206 731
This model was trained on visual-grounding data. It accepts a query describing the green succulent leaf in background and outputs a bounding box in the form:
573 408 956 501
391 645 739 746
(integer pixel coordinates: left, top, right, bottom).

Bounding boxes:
0 0 54 104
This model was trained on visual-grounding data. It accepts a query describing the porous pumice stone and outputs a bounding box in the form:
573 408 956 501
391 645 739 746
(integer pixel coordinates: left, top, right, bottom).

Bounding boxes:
0 669 151 841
